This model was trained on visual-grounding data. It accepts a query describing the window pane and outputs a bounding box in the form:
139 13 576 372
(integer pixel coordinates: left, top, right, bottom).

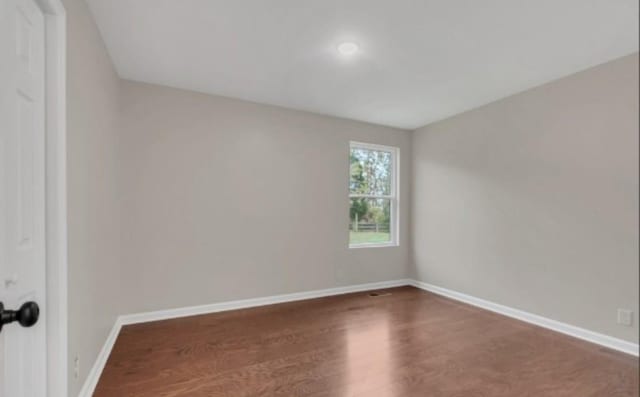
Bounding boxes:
350 147 392 195
349 198 391 245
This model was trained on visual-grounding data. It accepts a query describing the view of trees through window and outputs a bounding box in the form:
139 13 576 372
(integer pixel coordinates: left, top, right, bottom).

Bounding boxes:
349 145 394 245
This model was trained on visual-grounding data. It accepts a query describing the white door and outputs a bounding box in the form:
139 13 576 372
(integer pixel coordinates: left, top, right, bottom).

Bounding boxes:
0 0 47 395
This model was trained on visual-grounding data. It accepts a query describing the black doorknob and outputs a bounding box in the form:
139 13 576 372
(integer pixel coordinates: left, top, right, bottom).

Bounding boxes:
0 301 40 332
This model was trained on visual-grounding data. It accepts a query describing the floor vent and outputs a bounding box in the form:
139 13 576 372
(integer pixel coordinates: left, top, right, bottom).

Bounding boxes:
368 291 392 297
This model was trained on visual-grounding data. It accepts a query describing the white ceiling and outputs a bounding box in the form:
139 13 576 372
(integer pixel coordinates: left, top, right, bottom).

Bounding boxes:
87 0 639 130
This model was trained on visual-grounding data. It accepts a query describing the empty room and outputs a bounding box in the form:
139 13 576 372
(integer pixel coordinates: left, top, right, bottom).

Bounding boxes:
0 0 638 396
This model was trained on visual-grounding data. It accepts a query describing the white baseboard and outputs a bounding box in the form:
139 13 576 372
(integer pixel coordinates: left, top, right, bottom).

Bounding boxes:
119 279 411 325
409 279 639 357
77 279 411 396
78 317 123 397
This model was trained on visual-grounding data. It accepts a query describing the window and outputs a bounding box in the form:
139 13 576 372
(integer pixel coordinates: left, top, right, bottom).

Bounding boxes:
349 142 398 247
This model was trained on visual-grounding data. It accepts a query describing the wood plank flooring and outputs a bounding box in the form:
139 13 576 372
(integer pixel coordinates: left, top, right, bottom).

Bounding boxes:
94 287 639 396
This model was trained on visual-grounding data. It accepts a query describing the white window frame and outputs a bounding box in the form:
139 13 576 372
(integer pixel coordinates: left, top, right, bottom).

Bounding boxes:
349 141 399 248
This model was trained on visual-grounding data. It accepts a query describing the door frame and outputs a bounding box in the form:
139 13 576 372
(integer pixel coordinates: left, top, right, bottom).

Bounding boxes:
34 0 67 396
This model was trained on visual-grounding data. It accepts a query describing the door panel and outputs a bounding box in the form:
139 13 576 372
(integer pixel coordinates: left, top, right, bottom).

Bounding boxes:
0 0 47 395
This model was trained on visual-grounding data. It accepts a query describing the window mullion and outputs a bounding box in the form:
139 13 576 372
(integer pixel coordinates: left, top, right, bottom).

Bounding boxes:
349 194 394 199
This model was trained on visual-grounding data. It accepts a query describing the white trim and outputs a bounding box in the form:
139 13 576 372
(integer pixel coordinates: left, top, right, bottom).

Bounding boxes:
409 280 639 357
36 0 68 396
349 141 398 154
348 242 398 249
77 318 122 397
78 279 411 396
349 141 400 248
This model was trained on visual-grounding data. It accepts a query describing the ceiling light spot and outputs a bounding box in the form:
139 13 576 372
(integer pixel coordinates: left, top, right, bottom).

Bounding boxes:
337 42 359 56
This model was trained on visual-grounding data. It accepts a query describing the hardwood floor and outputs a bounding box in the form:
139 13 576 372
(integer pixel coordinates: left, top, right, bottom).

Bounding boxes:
94 287 639 396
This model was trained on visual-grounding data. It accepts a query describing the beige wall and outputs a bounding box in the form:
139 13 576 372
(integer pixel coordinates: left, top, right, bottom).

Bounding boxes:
63 0 123 394
412 53 639 343
118 80 411 315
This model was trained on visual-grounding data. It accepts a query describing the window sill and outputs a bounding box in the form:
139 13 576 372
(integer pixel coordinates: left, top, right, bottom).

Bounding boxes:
349 242 398 249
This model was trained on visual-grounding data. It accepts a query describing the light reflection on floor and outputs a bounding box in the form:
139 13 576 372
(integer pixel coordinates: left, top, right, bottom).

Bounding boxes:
344 310 397 397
